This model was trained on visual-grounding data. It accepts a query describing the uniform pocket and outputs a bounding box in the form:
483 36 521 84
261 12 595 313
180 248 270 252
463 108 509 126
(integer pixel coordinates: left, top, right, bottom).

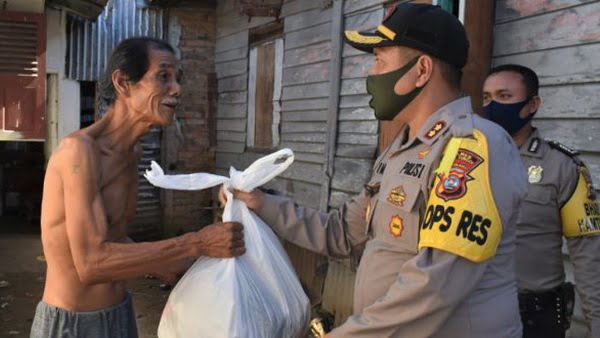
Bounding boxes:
372 181 423 254
379 180 421 212
524 184 554 206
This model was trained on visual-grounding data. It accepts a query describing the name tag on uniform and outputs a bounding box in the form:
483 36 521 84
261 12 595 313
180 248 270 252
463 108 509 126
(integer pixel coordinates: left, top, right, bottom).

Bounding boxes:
399 161 428 179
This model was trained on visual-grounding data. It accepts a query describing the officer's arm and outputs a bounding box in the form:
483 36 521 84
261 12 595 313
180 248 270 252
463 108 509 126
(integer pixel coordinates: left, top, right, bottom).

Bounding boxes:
254 190 370 258
328 131 527 337
329 249 488 337
560 162 600 335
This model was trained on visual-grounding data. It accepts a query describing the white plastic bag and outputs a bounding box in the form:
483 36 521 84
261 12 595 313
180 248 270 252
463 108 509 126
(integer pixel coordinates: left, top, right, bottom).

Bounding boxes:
145 149 310 338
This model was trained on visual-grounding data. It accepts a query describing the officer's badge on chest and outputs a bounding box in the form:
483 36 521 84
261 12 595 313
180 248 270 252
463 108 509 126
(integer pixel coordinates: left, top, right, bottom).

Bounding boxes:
387 185 406 206
389 215 404 237
527 165 543 184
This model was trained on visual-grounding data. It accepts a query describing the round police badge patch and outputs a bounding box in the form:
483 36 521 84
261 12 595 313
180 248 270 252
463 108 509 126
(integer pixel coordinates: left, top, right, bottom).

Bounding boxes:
389 215 404 237
527 165 543 184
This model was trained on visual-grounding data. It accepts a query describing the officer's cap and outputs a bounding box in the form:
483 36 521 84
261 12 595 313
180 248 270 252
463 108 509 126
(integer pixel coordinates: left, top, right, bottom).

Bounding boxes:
343 3 469 69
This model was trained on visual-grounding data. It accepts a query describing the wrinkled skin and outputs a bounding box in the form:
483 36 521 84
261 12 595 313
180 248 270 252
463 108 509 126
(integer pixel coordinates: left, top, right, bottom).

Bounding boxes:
40 48 245 312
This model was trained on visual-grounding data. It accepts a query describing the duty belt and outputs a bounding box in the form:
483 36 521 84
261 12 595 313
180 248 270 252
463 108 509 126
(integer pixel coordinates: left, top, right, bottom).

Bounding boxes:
518 282 575 330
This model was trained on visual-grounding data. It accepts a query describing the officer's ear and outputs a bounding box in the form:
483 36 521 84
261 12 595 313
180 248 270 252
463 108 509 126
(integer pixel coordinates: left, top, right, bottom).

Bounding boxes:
414 55 434 88
529 95 541 114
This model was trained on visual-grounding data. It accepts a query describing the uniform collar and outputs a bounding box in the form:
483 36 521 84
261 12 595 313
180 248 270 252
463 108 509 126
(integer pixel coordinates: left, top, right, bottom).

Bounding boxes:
416 96 473 146
519 128 544 158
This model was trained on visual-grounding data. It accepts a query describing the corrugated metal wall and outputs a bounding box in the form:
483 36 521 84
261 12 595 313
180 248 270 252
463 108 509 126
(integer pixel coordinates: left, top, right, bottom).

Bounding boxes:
66 0 164 81
65 0 166 238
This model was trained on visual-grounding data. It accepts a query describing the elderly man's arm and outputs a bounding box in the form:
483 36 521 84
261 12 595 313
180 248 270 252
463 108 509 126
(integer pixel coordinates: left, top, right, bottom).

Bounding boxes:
58 136 244 285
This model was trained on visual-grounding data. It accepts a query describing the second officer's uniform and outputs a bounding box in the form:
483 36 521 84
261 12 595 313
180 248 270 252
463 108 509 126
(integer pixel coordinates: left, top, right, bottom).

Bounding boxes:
516 129 600 337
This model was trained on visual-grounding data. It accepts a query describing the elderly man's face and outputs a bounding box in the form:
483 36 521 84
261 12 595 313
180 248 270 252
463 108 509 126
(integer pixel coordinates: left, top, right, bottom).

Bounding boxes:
128 48 181 126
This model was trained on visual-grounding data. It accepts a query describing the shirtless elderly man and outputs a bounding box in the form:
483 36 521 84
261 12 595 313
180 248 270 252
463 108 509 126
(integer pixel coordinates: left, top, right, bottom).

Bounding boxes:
30 37 245 338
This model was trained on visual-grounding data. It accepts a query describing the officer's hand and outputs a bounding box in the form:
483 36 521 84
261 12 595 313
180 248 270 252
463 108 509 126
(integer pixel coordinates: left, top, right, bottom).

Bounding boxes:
219 186 265 212
218 185 229 207
195 221 245 258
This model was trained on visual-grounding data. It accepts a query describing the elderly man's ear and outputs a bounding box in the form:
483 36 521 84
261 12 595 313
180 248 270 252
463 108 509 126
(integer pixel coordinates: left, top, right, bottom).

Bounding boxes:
112 69 131 98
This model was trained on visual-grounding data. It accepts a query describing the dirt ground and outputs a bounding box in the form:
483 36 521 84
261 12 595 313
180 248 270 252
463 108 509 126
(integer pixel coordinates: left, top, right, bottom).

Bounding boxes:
0 217 170 338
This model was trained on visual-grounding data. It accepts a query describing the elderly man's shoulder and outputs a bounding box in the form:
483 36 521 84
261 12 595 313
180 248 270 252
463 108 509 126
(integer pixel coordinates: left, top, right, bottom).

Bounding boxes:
49 131 99 170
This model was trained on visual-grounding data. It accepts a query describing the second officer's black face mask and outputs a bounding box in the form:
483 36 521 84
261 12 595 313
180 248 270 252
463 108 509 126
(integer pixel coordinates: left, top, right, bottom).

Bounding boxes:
482 98 536 135
366 55 424 121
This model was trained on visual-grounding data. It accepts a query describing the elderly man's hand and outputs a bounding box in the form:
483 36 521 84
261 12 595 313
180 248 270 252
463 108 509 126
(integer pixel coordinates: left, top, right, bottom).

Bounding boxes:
194 221 246 258
218 186 265 212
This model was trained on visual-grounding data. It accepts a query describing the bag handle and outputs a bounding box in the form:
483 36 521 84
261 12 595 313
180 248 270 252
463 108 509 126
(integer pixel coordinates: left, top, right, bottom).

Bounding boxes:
144 161 229 191
144 149 294 192
226 148 294 192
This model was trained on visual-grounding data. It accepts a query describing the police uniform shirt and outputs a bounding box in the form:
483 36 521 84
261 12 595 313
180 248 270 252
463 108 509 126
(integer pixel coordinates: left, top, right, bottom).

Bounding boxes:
517 129 600 335
255 97 528 338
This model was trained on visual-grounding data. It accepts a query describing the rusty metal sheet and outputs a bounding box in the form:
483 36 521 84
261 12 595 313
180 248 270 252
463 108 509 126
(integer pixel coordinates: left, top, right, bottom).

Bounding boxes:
66 0 165 82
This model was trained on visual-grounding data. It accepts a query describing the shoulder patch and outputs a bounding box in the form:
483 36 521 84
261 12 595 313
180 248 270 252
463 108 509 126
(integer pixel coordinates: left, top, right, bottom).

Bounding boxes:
561 168 600 237
419 130 502 262
547 140 582 165
425 121 446 139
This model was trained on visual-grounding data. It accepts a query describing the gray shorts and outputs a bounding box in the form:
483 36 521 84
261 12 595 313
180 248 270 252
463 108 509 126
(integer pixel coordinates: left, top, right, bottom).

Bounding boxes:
30 293 138 338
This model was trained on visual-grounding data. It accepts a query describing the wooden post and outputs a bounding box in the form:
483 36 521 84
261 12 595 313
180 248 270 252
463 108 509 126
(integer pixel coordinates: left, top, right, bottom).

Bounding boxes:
320 0 344 211
461 0 495 115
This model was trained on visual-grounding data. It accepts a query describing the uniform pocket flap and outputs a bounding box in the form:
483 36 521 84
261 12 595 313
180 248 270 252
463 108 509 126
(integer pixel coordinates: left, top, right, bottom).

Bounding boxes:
524 185 552 205
379 180 420 212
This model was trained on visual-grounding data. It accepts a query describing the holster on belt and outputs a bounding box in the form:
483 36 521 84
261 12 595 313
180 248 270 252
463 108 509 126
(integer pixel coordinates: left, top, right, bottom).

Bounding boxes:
518 282 575 330
562 282 575 327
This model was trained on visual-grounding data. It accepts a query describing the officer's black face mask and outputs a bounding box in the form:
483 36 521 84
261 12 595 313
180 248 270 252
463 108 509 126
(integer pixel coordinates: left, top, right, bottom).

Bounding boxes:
482 98 536 135
366 56 424 121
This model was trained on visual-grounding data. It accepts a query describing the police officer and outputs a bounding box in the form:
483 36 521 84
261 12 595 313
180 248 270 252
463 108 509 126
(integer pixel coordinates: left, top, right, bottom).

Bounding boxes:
226 4 527 337
483 64 600 338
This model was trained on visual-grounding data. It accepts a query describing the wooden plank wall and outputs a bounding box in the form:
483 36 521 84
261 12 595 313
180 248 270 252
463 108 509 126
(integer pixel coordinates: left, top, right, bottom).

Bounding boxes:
214 0 337 308
493 0 600 184
493 1 600 336
328 3 383 209
215 0 332 210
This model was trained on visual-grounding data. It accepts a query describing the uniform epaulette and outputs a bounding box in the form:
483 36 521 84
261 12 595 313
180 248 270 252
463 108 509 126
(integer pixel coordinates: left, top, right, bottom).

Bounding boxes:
546 140 582 165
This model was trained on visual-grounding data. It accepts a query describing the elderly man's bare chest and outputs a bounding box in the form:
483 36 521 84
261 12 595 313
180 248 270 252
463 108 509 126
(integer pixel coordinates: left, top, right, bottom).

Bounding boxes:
98 154 138 235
